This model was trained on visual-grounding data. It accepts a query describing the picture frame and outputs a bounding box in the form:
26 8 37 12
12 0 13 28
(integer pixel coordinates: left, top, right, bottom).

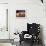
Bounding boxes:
16 10 25 17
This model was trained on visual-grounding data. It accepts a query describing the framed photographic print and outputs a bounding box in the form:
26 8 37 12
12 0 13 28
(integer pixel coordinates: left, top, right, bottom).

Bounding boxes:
16 10 25 17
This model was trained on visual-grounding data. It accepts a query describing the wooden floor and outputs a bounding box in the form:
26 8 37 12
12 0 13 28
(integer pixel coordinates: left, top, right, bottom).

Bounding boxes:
19 41 43 46
0 43 13 46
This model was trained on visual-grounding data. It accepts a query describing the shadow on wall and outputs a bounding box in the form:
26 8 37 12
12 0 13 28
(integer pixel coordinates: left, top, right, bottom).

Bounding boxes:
40 25 45 46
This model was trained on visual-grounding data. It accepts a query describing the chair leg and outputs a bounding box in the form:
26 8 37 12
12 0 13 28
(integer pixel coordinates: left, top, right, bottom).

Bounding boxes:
20 41 21 45
30 39 34 46
30 41 34 46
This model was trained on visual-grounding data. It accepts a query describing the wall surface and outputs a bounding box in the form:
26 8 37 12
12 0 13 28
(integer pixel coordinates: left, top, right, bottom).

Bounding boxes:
0 0 8 3
0 0 9 39
0 4 9 39
0 0 13 46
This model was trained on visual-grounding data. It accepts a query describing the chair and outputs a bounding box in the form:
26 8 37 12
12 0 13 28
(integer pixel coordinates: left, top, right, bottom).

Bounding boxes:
19 23 40 46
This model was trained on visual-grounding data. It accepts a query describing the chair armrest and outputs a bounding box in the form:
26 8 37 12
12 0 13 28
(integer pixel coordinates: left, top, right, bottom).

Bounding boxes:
22 31 28 35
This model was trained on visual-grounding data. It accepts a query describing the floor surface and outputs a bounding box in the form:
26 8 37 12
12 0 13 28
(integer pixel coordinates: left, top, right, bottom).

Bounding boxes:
0 43 12 46
19 41 43 46
0 41 43 46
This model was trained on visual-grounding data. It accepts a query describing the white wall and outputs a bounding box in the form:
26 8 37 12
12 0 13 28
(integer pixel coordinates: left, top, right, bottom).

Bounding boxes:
0 0 8 3
0 2 9 39
0 4 8 29
9 0 46 45
9 0 44 34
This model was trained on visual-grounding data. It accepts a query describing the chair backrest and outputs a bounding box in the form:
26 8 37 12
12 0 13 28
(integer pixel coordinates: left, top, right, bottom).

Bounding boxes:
27 23 40 35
